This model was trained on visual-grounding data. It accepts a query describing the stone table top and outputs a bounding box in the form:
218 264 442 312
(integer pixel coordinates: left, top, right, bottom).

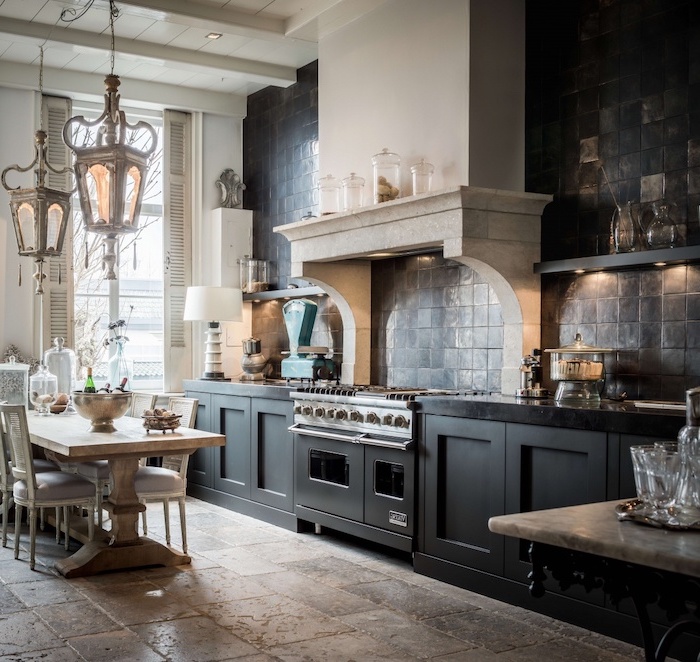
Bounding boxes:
489 501 700 578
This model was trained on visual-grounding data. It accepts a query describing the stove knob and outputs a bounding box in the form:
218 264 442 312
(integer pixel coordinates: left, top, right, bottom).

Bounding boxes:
349 410 363 422
394 415 409 428
335 409 348 421
293 405 302 414
382 413 394 426
366 411 379 424
325 408 336 419
301 405 313 416
313 407 325 417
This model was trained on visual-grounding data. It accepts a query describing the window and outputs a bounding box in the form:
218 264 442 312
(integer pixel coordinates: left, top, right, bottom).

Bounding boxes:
43 96 193 393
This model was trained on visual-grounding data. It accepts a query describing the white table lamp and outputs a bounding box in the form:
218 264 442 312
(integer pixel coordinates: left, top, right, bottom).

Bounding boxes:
184 286 243 381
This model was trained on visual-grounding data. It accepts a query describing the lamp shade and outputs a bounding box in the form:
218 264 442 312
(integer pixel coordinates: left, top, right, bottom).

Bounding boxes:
183 286 243 323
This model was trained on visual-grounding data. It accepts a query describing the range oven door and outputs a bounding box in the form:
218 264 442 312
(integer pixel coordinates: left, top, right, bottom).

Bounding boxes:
364 444 415 536
294 428 364 521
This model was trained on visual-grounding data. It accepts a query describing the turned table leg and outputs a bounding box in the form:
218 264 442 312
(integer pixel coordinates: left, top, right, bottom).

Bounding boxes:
104 457 145 546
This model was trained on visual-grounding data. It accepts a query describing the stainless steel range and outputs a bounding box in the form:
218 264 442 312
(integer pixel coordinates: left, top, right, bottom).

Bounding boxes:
290 385 457 553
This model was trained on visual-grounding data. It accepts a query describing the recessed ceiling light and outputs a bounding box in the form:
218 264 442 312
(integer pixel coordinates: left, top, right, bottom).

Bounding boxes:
206 32 222 40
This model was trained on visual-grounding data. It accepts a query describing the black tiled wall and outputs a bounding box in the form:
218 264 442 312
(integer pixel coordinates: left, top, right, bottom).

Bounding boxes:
528 0 700 400
527 0 700 259
243 60 319 290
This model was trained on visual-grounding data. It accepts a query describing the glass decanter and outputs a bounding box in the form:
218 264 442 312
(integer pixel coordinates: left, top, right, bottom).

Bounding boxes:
644 199 678 250
107 337 132 391
611 201 637 253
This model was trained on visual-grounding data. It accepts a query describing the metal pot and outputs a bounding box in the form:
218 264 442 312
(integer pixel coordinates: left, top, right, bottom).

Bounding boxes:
242 337 262 356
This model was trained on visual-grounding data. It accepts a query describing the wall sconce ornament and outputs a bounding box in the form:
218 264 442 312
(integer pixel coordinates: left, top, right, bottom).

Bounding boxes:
216 168 245 208
62 0 158 280
1 47 74 295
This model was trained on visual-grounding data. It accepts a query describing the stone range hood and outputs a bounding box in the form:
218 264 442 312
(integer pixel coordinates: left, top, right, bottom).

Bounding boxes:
274 186 552 392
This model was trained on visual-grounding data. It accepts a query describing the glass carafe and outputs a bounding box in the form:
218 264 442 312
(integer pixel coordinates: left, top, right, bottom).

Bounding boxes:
676 386 700 518
644 200 678 249
611 201 637 253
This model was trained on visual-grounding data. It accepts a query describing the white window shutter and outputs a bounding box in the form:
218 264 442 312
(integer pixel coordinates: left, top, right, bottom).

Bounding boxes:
41 95 74 351
163 110 192 392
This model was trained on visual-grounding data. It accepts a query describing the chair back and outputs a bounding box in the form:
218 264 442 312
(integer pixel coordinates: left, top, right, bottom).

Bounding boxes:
0 409 14 491
130 392 157 418
0 405 35 499
167 397 198 428
162 397 198 475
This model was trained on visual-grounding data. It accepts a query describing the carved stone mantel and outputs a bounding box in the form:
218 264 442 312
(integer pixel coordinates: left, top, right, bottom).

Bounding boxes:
274 186 552 390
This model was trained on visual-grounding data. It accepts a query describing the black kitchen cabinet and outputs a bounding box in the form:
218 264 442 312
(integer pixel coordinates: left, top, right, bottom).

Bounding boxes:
420 416 506 575
503 423 608 604
213 395 251 499
250 398 294 512
185 391 213 488
185 383 297 530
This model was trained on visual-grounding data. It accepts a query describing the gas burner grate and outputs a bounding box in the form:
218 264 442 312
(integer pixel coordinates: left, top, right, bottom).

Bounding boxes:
297 385 358 397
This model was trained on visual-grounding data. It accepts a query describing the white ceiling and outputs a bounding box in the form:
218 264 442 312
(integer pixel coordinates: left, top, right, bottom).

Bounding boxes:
0 0 385 114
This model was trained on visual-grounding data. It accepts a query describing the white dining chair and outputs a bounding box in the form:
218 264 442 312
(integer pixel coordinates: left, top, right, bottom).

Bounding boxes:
129 392 157 418
0 404 96 570
1 412 61 547
135 397 198 553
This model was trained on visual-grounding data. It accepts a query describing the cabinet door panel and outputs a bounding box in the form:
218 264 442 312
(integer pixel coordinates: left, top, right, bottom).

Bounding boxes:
251 398 294 511
504 423 607 604
213 395 251 498
186 392 212 487
422 416 506 574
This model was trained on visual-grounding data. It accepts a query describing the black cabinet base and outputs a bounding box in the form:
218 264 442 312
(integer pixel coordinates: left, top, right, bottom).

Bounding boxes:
413 552 699 660
188 485 301 532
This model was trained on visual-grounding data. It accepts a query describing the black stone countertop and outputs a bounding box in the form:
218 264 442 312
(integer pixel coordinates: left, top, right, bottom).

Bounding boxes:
183 379 293 401
415 393 686 438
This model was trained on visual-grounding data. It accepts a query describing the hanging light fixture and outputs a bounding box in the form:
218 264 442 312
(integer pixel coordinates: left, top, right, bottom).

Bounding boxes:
62 0 157 280
1 47 74 295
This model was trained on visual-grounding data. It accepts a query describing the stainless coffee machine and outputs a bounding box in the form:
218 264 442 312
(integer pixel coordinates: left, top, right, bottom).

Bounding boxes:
515 349 547 398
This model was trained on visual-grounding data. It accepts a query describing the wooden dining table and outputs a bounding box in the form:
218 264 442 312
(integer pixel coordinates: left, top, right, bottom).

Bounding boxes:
27 412 225 578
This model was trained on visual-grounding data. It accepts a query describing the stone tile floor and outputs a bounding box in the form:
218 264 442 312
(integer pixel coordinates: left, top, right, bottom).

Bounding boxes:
0 498 664 661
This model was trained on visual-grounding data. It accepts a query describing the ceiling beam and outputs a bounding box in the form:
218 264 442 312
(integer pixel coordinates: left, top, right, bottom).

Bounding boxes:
84 0 289 42
0 17 297 87
0 61 247 117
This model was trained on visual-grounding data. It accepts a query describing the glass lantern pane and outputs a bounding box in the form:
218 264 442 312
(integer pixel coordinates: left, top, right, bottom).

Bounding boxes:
17 203 36 251
125 165 142 226
87 163 111 223
46 203 64 250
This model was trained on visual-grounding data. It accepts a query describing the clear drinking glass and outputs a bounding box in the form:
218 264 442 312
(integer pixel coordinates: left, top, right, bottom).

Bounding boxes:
643 448 681 516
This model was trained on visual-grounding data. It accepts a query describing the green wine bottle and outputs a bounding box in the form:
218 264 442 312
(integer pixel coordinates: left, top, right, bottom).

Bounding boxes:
84 367 97 393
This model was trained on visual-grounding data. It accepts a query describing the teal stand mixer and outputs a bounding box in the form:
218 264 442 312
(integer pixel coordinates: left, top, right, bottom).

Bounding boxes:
281 299 337 383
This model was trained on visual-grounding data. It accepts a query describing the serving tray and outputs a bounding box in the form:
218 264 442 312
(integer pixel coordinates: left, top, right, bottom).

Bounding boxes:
615 499 700 531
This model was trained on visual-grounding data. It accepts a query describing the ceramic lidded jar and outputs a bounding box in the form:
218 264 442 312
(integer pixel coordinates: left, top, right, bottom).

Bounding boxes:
0 356 29 408
372 148 400 203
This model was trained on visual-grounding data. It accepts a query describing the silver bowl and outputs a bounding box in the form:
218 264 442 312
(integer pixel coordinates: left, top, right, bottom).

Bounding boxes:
72 391 132 432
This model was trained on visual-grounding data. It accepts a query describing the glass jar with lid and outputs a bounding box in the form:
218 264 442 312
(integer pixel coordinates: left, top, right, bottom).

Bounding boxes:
341 172 365 210
43 337 76 396
372 148 401 203
410 159 434 195
29 364 58 416
544 333 612 405
318 174 341 215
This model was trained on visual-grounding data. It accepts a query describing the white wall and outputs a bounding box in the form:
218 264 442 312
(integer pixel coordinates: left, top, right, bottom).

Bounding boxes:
0 87 38 359
318 0 525 196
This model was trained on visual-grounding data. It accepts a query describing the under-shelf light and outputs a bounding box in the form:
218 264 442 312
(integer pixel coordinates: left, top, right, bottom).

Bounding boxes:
574 269 585 274
653 261 667 267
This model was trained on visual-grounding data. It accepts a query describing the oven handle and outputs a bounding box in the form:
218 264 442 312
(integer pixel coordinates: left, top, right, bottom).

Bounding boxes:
288 423 360 443
288 424 413 450
355 433 414 451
